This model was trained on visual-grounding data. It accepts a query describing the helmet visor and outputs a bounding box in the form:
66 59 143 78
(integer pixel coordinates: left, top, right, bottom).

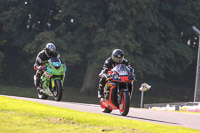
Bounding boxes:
113 56 124 63
47 51 54 56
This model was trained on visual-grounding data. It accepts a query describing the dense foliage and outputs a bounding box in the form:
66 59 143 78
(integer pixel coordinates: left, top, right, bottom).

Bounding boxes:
0 0 200 102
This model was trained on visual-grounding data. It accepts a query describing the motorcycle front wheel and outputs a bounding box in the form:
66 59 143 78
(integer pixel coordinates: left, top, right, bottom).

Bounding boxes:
119 91 130 116
53 80 63 101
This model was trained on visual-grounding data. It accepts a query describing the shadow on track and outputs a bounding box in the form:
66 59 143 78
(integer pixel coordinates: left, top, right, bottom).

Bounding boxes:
110 113 180 125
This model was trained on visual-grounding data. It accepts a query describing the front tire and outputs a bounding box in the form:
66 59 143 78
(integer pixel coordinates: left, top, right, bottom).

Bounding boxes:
119 91 130 116
53 80 63 101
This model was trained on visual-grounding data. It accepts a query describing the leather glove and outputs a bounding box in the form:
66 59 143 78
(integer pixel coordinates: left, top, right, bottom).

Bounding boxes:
99 70 107 79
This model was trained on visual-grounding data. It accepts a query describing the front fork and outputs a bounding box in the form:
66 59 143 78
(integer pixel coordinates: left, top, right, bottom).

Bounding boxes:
51 78 56 91
51 78 64 91
117 83 133 104
34 75 37 87
129 81 134 100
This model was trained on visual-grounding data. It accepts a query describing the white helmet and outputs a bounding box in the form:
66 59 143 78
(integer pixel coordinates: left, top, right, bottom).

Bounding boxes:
45 43 56 57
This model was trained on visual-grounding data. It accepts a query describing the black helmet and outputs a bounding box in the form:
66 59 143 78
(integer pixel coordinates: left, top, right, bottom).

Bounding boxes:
45 43 56 57
111 49 124 63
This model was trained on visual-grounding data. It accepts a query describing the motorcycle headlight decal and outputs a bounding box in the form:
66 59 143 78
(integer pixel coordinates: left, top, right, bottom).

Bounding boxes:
113 74 118 79
47 67 53 74
53 62 61 68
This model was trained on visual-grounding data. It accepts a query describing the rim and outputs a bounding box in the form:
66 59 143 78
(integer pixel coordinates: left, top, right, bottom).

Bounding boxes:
119 93 125 113
53 86 58 96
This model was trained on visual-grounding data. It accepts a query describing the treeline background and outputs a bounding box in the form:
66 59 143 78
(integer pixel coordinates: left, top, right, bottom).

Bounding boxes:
0 0 200 103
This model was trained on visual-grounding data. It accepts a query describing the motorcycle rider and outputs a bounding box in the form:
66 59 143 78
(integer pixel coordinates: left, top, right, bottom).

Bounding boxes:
34 43 63 90
98 49 134 98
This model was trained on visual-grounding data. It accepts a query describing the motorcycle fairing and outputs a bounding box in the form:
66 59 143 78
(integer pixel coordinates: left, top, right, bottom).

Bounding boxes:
40 57 66 96
111 64 134 82
104 81 119 107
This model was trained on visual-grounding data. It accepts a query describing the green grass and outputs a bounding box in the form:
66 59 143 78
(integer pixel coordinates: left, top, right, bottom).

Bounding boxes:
0 96 199 133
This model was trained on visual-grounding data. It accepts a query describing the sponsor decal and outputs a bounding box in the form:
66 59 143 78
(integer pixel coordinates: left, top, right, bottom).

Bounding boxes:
44 71 51 77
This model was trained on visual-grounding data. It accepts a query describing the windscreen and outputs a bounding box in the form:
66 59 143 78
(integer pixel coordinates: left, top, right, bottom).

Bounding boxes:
49 57 61 67
49 57 60 62
112 64 129 76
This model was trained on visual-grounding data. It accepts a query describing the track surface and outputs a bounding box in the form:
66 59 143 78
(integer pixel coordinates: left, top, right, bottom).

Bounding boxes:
2 95 200 130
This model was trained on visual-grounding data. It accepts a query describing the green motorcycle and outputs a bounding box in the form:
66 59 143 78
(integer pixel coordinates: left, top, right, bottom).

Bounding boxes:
35 57 66 101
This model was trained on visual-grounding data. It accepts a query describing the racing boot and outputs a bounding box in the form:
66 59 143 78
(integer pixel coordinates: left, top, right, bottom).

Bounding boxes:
98 84 104 98
98 90 104 98
98 78 106 98
36 79 41 90
34 74 41 90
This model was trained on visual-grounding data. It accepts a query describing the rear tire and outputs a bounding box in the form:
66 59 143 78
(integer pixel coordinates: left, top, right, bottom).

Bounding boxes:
102 107 112 113
53 80 63 101
101 100 112 113
37 89 48 99
119 91 130 116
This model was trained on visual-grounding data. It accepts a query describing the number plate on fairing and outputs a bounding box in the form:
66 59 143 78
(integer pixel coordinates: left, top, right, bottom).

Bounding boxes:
119 71 128 76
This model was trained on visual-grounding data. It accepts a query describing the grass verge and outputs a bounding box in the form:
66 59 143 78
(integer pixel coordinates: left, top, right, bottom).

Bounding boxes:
0 96 199 133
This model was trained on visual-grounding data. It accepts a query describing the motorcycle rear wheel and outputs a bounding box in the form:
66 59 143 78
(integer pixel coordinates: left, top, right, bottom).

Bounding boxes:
53 80 63 101
37 89 48 99
119 91 130 116
102 107 112 113
101 101 112 113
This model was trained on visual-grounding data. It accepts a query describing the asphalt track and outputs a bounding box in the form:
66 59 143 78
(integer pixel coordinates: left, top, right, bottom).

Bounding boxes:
2 95 200 130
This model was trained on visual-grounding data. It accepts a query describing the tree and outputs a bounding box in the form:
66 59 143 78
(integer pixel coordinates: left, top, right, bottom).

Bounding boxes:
53 0 196 94
0 0 200 101
0 0 62 84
